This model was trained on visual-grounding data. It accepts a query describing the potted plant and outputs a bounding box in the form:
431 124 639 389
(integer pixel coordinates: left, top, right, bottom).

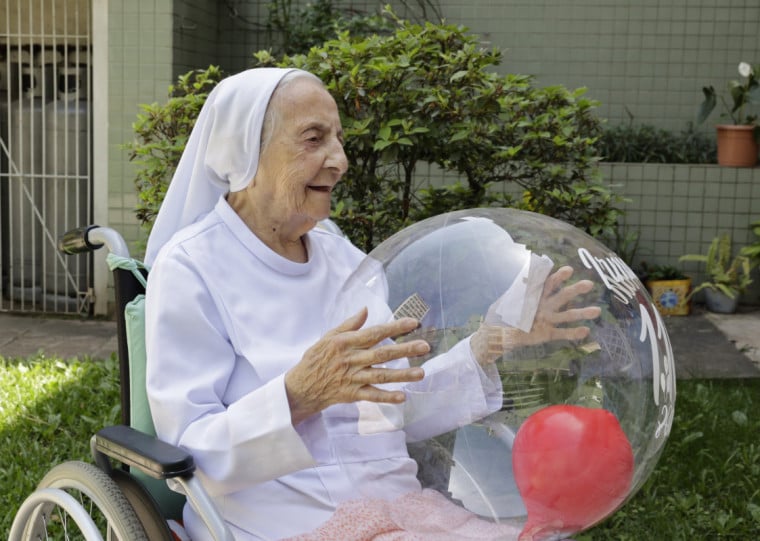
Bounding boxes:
679 234 753 313
697 61 760 167
638 262 692 316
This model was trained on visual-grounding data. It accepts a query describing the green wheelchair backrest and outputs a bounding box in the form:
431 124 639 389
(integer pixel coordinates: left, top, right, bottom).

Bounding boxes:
107 254 187 521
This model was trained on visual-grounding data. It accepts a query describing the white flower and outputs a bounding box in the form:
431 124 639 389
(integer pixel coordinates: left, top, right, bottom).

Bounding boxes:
738 62 752 78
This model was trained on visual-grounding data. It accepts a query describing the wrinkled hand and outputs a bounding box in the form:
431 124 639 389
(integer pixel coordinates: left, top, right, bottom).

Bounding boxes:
472 266 601 364
285 307 430 426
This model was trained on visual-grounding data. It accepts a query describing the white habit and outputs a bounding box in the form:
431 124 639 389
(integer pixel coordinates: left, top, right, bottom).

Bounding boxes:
145 197 502 540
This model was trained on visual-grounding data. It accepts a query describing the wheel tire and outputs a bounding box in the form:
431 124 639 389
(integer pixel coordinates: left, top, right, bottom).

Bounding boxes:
27 460 149 541
112 469 174 541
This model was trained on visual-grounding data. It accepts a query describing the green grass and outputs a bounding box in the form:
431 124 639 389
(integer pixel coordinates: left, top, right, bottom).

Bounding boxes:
1 354 758 539
582 378 760 540
0 354 121 535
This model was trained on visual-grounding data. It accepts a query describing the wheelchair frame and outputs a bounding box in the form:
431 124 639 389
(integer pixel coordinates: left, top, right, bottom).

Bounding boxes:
9 225 235 541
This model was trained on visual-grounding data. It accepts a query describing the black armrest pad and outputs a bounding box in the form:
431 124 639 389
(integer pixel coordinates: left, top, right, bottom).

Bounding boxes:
93 425 195 480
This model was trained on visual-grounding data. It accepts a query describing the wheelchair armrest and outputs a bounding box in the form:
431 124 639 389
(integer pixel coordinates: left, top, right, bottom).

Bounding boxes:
93 426 236 541
92 425 195 480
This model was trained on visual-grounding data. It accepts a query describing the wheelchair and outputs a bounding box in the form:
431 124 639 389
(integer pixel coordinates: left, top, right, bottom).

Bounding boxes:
9 225 235 541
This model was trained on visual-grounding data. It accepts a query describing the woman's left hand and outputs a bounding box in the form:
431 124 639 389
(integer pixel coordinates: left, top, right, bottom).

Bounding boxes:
471 265 601 363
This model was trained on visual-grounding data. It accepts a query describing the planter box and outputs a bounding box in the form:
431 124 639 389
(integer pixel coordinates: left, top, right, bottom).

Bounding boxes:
646 278 691 316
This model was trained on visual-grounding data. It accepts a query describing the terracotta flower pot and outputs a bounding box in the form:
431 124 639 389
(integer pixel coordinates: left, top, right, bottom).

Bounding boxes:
716 124 758 167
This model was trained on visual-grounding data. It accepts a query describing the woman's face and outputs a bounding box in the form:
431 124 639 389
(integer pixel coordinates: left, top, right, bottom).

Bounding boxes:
250 77 347 235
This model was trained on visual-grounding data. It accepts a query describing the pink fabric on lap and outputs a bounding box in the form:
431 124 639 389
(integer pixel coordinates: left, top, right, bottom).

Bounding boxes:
283 489 521 540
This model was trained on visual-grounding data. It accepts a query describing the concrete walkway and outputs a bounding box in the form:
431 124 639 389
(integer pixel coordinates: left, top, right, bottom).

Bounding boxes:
0 313 117 361
1 306 758 379
665 305 760 378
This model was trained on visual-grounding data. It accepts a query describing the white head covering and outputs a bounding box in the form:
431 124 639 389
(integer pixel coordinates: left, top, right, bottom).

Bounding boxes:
144 67 299 265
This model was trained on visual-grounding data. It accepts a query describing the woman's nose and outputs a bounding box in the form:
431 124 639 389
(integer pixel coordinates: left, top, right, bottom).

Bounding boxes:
327 139 348 176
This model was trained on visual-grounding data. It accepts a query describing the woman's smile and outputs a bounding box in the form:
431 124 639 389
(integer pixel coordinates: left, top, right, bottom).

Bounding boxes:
307 184 333 194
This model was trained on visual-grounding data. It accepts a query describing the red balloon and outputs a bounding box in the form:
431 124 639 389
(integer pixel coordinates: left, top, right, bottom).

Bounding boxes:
512 404 634 541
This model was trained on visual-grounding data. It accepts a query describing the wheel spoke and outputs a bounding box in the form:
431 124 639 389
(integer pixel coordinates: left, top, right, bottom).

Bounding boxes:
40 510 51 540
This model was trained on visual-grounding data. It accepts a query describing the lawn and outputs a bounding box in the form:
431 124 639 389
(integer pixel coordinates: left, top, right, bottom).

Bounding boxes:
581 378 760 540
1 354 758 539
0 354 121 534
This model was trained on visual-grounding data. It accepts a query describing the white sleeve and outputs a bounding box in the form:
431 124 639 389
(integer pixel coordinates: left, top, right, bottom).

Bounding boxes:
402 338 503 442
356 338 503 443
145 250 315 497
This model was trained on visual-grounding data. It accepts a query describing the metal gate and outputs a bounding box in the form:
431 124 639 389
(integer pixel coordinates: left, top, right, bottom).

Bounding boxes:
1 0 93 314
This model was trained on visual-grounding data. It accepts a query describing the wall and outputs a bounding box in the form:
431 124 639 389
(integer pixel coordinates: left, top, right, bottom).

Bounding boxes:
99 0 760 313
437 0 760 132
435 0 760 304
172 0 220 76
104 0 760 238
604 163 760 304
215 0 271 74
106 0 175 251
210 0 434 74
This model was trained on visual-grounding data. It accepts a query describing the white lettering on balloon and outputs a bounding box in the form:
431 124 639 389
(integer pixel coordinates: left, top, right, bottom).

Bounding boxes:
578 248 675 439
577 249 639 304
639 303 676 439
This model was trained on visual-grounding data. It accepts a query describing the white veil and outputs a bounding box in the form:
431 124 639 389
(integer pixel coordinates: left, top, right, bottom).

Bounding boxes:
143 67 299 265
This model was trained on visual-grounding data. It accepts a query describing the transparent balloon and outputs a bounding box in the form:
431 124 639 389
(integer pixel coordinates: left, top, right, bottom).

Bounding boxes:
328 208 676 540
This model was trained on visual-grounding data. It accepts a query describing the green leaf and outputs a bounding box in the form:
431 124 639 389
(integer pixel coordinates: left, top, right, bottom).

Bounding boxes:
450 70 468 82
748 503 760 524
746 84 760 104
697 86 717 125
373 139 393 151
449 130 469 142
378 125 391 140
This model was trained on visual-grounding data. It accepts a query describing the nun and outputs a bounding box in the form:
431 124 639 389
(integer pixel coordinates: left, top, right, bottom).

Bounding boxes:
144 68 600 540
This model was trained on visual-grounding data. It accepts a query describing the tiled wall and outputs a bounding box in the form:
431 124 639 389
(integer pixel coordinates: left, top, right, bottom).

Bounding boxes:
172 0 219 76
99 0 760 313
604 163 760 303
105 0 760 247
201 0 760 132
215 1 271 74
437 0 760 132
210 1 428 74
439 0 760 304
106 0 174 251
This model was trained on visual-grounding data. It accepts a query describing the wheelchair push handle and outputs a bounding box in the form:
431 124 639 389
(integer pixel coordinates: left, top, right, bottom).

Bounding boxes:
59 225 131 258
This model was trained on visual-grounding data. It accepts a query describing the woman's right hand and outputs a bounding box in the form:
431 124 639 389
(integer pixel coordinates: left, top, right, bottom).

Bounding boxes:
284 307 430 426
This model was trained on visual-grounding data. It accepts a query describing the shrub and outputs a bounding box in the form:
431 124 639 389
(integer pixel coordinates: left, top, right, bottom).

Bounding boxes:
126 12 623 250
256 11 622 249
598 121 717 164
637 261 688 282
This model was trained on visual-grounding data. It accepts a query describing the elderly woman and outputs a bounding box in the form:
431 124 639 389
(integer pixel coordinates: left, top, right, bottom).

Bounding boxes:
144 68 600 540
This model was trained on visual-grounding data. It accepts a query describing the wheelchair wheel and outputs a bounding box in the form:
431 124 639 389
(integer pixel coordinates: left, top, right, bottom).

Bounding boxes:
111 469 175 541
10 460 149 541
